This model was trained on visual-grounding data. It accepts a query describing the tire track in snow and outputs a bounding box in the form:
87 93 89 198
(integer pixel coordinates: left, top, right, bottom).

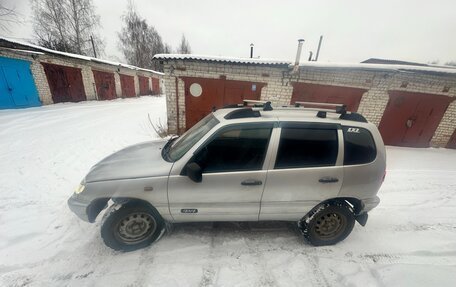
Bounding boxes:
198 222 219 287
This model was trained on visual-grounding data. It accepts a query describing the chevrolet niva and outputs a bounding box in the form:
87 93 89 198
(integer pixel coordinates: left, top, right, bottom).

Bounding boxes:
68 101 386 251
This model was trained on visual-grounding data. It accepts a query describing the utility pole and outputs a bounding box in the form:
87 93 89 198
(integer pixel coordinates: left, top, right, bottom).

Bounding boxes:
90 35 97 58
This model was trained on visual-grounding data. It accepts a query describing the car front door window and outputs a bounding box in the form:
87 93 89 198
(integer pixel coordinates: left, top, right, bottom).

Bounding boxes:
193 127 272 173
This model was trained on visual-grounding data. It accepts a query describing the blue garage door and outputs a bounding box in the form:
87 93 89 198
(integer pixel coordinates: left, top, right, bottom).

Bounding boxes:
0 56 41 109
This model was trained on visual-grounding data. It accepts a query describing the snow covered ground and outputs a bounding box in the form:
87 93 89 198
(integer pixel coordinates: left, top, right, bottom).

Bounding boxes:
0 96 455 287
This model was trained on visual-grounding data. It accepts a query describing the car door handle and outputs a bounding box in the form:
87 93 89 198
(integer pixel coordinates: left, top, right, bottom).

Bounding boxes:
241 179 263 186
319 177 339 183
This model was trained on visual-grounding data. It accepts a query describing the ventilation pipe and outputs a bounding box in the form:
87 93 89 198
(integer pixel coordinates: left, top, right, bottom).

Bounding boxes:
314 35 323 61
292 39 305 73
250 43 254 58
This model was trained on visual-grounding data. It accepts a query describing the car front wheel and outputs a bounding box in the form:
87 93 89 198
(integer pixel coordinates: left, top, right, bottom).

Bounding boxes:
101 202 164 251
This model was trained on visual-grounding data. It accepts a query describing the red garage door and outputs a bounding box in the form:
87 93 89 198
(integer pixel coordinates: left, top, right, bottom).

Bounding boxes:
378 91 453 147
151 77 160 95
138 76 150 95
447 129 456 149
93 70 116 100
119 74 135 98
291 83 366 112
42 63 86 103
182 77 266 130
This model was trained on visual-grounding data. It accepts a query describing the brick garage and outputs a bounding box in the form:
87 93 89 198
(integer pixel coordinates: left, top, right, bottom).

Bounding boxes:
153 54 456 148
0 37 163 107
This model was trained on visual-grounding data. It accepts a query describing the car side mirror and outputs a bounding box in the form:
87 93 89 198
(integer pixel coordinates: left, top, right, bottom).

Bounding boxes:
186 162 202 183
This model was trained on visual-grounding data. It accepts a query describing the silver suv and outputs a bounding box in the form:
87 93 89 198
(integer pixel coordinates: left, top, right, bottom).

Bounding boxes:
68 101 386 251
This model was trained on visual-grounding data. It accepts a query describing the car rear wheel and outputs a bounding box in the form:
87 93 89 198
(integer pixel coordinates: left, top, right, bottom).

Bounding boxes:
101 202 164 251
300 202 355 246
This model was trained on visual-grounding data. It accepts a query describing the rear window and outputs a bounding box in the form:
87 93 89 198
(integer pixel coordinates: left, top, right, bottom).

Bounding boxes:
275 128 338 169
342 126 376 165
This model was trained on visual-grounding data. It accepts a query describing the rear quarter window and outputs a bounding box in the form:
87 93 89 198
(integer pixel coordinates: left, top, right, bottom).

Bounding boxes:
343 126 376 165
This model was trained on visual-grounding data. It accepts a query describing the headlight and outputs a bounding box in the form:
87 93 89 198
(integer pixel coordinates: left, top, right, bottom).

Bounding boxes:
74 184 85 194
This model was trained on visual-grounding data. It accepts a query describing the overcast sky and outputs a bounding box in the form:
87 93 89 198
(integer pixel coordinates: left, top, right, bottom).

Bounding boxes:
2 0 456 64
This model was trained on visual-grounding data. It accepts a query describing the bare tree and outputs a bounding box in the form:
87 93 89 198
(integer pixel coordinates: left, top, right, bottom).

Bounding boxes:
118 1 167 68
176 34 191 54
65 0 104 56
445 61 456 67
0 3 20 32
32 0 69 52
164 43 172 54
31 0 104 56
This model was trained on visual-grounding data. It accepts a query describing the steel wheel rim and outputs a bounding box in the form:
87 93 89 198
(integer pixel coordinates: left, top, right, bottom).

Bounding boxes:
115 212 156 245
314 212 346 240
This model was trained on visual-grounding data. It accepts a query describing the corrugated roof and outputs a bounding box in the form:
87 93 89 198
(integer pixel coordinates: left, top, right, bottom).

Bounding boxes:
298 61 456 76
153 54 291 66
0 37 164 76
154 54 456 76
361 58 429 67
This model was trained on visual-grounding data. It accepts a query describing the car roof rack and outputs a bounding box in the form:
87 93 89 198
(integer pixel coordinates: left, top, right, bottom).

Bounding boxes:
222 100 367 123
294 101 347 115
281 101 367 122
242 99 273 111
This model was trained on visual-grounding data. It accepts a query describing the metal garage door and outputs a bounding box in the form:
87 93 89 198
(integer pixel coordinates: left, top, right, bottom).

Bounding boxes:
291 83 367 112
119 74 135 98
93 70 116 100
138 76 150 95
182 77 266 130
378 91 454 147
42 63 86 103
151 77 160 95
0 56 40 109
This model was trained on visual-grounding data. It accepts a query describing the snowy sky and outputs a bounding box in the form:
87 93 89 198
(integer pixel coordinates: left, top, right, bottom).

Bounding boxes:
3 0 456 64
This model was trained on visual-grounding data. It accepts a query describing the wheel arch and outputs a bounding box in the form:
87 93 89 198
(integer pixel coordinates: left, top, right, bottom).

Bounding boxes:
301 197 364 222
303 197 367 227
110 197 164 219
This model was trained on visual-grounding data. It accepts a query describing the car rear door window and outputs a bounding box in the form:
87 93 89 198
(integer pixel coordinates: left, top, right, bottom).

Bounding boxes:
193 127 273 173
275 127 338 169
342 126 377 165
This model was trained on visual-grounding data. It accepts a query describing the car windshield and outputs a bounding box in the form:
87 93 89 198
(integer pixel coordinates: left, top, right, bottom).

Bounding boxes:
165 113 219 161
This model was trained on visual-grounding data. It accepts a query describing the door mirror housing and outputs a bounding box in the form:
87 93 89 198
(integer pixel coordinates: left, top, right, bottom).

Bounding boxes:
186 162 202 183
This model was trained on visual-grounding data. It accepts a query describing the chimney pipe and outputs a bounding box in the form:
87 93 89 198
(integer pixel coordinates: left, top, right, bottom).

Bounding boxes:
250 43 254 58
292 39 305 73
294 39 305 66
315 35 323 61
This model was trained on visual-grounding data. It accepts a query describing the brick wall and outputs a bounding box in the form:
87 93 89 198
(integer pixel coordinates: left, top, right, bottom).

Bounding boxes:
161 60 456 147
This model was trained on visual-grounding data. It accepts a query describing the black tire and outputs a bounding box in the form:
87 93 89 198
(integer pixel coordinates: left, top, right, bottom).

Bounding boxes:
101 202 164 251
300 202 355 246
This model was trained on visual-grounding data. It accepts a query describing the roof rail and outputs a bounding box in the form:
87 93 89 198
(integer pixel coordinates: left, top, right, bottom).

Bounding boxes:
224 108 261 119
241 99 273 111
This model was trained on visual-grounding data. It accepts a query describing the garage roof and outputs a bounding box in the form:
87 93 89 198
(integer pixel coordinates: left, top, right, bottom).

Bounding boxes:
0 37 164 76
297 61 456 77
153 54 292 66
154 53 456 76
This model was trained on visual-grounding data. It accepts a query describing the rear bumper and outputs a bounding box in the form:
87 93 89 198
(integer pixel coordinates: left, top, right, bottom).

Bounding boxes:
362 196 380 213
67 194 91 222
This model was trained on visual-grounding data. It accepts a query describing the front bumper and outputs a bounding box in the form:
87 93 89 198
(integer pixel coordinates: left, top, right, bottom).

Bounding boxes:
67 194 91 222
